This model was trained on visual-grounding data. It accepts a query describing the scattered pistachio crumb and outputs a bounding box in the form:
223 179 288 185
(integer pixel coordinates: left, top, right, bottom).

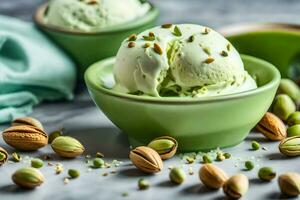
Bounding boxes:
202 27 210 35
143 35 155 41
161 23 173 28
202 155 212 163
172 26 182 37
204 57 214 64
102 172 109 177
48 162 54 166
227 43 231 51
188 167 194 175
11 152 21 162
188 35 195 42
128 41 136 48
203 47 211 55
186 157 195 164
122 192 129 197
220 50 228 57
223 153 231 159
55 164 64 174
168 165 174 170
143 43 151 48
43 155 52 160
153 43 163 55
64 177 70 184
262 147 268 151
149 32 155 37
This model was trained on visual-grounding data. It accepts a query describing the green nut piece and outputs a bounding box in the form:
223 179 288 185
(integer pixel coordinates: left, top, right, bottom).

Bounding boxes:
48 130 63 144
169 167 186 184
272 94 296 121
31 158 44 168
258 167 276 181
216 153 225 161
279 136 300 156
202 155 212 163
12 167 44 189
223 153 231 159
277 79 300 103
245 161 254 171
68 169 80 178
0 147 8 166
147 136 178 160
93 158 104 168
138 178 150 190
51 136 85 158
251 141 260 150
287 112 300 126
287 125 300 137
12 152 21 162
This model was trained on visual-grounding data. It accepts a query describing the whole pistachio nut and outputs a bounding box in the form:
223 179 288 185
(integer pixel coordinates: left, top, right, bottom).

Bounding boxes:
12 117 44 131
147 136 178 160
287 125 300 137
279 136 300 156
12 167 44 189
2 125 48 151
68 169 80 178
51 136 85 158
31 158 44 168
277 79 300 103
272 94 296 121
287 111 300 126
278 172 300 196
129 146 163 173
255 112 287 141
258 167 276 181
138 178 150 190
0 147 8 166
223 174 249 199
169 167 186 184
199 164 229 189
93 158 104 168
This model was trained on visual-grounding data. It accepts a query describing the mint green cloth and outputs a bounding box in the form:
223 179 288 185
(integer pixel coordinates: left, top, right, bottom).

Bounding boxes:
0 15 76 124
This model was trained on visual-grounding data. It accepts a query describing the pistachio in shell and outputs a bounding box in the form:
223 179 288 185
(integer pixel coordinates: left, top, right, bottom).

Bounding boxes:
147 136 178 160
12 117 44 130
12 167 44 189
51 136 85 158
279 136 300 156
278 172 300 196
199 164 229 189
277 79 300 103
223 174 249 199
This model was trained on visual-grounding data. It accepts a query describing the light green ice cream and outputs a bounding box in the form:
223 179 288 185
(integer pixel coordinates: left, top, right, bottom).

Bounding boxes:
44 0 150 32
113 24 257 97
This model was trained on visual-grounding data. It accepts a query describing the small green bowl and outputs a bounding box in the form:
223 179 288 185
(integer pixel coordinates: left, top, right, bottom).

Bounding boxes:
34 3 159 76
85 55 280 152
220 23 300 80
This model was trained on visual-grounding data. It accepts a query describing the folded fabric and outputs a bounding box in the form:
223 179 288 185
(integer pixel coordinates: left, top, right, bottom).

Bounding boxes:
0 15 76 124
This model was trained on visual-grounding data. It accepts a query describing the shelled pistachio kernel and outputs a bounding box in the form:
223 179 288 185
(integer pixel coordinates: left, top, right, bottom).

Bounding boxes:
216 152 225 161
68 169 80 178
287 112 300 126
93 158 104 168
223 153 231 159
12 152 21 162
147 136 178 160
31 158 44 168
287 125 300 137
138 178 150 190
252 141 260 150
128 42 136 48
48 130 63 144
272 94 296 121
258 167 276 181
169 167 186 184
186 156 195 164
161 23 172 28
245 161 254 171
128 34 137 41
202 155 212 163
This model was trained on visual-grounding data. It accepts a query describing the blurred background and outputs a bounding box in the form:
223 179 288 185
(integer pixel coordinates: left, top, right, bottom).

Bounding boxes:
2 0 300 28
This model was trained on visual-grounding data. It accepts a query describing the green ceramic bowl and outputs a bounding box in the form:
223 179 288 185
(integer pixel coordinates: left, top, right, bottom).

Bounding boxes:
85 55 280 152
220 23 300 80
34 2 159 76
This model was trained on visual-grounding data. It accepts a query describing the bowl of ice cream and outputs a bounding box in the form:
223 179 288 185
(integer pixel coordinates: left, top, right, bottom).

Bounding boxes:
34 0 159 76
85 24 281 151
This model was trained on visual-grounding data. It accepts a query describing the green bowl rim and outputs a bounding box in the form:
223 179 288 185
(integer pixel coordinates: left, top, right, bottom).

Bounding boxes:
84 55 281 104
33 2 159 36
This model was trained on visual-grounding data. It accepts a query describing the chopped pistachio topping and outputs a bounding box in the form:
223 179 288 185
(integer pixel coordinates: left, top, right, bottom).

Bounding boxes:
143 43 151 48
128 34 137 41
96 152 104 158
202 28 210 35
188 35 195 42
142 35 155 41
204 57 215 64
203 47 211 55
161 23 173 28
149 32 155 37
153 43 163 55
12 152 21 162
87 0 98 5
220 50 228 57
128 42 136 48
172 26 182 37
227 43 231 51
102 172 109 176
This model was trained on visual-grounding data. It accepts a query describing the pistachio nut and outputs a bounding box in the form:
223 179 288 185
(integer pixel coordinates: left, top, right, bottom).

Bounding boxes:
31 158 44 168
12 152 21 162
287 125 300 137
278 172 300 196
147 136 178 160
251 141 260 150
199 164 229 189
287 111 300 126
129 146 163 173
12 117 44 131
51 136 85 158
279 136 300 156
68 169 80 178
223 174 249 199
258 167 276 181
48 130 63 144
2 125 48 151
272 94 296 121
202 154 212 163
0 147 8 166
12 167 44 189
255 112 287 141
277 79 300 103
93 158 104 168
169 167 186 184
138 178 150 190
245 161 254 171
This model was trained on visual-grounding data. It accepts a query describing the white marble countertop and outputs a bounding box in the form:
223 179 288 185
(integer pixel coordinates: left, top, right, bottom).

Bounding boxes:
1 0 300 199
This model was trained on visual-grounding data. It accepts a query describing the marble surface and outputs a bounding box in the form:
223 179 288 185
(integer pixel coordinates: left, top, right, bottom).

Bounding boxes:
1 0 300 199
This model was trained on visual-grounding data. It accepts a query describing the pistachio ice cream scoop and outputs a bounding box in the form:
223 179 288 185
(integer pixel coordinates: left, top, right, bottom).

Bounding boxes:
44 0 150 32
113 24 257 97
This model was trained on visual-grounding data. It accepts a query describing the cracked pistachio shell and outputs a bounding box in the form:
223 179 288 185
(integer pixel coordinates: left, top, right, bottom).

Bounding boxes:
12 117 44 131
272 94 296 121
199 164 229 189
255 112 286 141
0 147 8 166
279 136 300 156
278 172 300 196
277 79 300 103
12 167 44 189
51 136 85 158
2 125 48 151
129 146 163 173
147 136 178 160
223 174 249 199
